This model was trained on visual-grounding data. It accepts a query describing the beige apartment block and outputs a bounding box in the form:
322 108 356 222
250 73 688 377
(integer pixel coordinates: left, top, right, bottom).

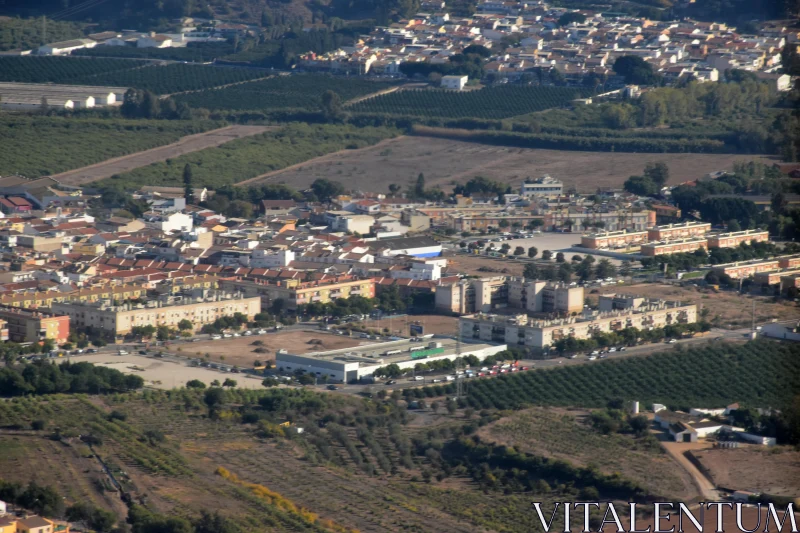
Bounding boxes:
50 290 260 336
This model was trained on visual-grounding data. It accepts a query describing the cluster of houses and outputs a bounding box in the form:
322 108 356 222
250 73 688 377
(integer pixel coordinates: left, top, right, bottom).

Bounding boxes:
296 0 795 89
652 403 777 446
0 500 68 533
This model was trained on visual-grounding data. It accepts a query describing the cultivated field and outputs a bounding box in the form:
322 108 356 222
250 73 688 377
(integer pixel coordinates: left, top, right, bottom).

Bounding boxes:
169 330 367 367
596 283 800 328
54 125 271 186
478 407 698 500
692 447 800 496
244 135 773 193
0 432 128 517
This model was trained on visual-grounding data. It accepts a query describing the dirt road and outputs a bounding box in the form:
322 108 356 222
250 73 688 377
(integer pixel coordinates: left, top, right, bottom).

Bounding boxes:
53 125 272 186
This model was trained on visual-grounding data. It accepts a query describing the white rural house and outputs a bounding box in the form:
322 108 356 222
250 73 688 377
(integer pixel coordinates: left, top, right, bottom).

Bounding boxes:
38 38 96 55
137 33 174 48
440 75 468 90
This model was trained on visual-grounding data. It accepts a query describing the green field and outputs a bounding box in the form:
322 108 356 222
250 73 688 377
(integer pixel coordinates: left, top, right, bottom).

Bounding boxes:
96 123 399 191
174 75 398 111
69 63 270 94
404 341 800 409
0 116 223 177
0 18 85 52
350 85 591 119
0 56 143 84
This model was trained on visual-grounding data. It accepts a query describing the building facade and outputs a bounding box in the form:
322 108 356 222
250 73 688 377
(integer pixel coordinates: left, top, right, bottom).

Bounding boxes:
706 229 769 248
647 221 711 241
506 279 584 314
640 238 708 257
50 291 260 336
220 276 375 310
460 301 697 350
580 230 648 249
0 307 69 343
435 276 507 315
520 176 563 199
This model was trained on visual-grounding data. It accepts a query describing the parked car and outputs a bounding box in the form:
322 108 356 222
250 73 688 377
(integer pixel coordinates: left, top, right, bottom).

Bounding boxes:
327 385 338 391
411 376 424 381
243 330 253 336
223 333 232 338
587 355 597 360
432 379 442 383
118 350 128 356
211 334 222 340
257 329 267 335
608 347 616 353
667 339 677 344
385 380 396 385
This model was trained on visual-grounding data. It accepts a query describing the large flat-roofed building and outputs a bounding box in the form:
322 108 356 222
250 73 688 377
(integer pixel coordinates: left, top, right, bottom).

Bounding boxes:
520 176 563 198
711 258 781 280
647 221 711 241
779 273 800 292
580 230 648 250
460 300 696 350
707 229 769 248
50 290 260 336
220 276 375 310
435 276 507 315
276 336 506 382
598 293 646 311
0 307 68 344
506 279 584 314
778 255 800 269
640 237 708 257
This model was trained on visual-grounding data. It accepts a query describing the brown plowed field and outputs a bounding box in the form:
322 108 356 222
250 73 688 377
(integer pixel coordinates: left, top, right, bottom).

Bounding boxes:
241 135 772 193
53 125 272 186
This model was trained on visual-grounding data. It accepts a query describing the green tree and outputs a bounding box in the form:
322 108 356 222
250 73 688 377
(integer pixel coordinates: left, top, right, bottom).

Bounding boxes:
527 246 538 258
555 252 565 263
613 56 659 85
186 380 206 389
183 163 194 205
320 90 344 122
523 263 540 279
644 161 669 189
558 11 586 26
204 387 226 409
222 378 237 388
414 173 426 199
595 259 617 279
514 246 525 255
624 175 658 196
541 250 552 260
178 319 193 331
310 178 345 203
619 260 633 277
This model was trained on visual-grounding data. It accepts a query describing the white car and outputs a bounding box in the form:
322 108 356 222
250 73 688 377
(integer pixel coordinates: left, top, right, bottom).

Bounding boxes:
608 347 616 353
668 339 677 344
243 331 253 336
118 350 128 356
233 333 241 337
590 350 599 355
223 333 232 338
211 335 222 340
257 329 267 335
587 355 597 360
411 376 424 381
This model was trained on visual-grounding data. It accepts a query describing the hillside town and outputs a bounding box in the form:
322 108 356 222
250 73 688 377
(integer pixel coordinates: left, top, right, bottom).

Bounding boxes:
296 1 794 87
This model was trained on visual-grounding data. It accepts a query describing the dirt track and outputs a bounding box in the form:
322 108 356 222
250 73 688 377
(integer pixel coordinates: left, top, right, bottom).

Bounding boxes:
242 135 774 193
53 125 272 186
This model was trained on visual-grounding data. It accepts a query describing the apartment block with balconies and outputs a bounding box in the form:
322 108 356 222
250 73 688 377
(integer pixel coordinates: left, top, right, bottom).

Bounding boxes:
647 221 711 241
706 229 769 249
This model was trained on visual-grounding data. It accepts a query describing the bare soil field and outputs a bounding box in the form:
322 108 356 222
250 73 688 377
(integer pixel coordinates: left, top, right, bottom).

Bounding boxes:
361 314 459 336
53 125 272 186
692 447 800 496
170 329 366 367
478 407 698 500
595 283 800 328
244 135 772 193
445 252 526 277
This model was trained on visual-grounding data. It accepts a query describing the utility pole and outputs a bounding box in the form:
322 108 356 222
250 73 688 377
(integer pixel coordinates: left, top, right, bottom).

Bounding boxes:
42 16 47 44
455 322 465 400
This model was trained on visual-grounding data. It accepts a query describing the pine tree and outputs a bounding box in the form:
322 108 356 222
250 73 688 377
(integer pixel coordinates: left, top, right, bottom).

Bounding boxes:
183 164 193 204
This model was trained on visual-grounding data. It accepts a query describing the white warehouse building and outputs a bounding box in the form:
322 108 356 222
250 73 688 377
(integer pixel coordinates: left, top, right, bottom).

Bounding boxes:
276 336 506 383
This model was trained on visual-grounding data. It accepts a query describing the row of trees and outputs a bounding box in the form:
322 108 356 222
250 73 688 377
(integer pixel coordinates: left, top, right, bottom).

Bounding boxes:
523 255 623 283
0 360 144 397
552 322 711 355
121 89 191 120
